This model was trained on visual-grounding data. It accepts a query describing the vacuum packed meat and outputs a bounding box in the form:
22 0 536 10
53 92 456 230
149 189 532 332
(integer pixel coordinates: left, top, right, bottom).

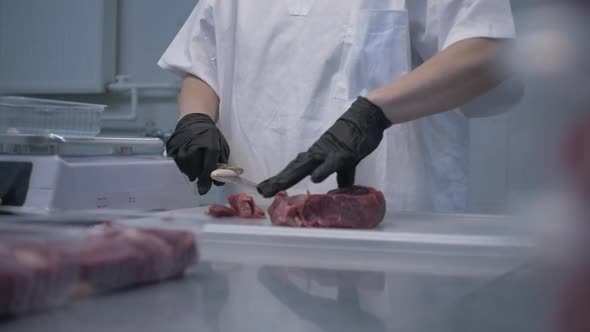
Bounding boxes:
76 226 198 295
0 225 198 316
0 242 78 316
268 186 386 228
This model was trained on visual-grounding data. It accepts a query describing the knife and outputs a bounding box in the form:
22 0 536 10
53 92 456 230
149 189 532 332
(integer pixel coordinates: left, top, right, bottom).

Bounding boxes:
186 164 246 199
210 167 259 193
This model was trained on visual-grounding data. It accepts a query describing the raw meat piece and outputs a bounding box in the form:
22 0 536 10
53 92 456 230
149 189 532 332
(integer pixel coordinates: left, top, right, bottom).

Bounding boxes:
208 204 237 217
228 194 266 218
207 193 266 219
268 186 386 229
254 206 266 218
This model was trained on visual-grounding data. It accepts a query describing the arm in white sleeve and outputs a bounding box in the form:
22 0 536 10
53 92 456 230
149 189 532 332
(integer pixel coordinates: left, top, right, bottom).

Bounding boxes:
179 75 219 121
368 38 514 124
367 0 518 123
158 0 220 121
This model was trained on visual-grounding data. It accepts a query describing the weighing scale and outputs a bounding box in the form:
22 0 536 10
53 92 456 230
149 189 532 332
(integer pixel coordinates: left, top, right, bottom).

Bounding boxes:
0 134 198 214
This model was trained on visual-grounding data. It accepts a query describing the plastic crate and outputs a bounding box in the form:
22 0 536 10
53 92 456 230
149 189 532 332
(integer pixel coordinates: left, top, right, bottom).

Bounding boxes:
0 97 105 137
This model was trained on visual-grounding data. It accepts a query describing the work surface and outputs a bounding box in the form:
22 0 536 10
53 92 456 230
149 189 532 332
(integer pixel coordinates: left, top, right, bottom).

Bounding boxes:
176 208 533 273
0 210 553 332
0 263 552 332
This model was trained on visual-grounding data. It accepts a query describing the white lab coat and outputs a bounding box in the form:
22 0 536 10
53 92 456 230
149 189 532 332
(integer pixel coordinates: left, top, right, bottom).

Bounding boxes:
159 0 516 212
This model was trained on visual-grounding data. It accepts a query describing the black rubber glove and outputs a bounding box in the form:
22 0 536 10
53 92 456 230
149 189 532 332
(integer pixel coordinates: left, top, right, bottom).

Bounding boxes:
166 113 230 195
257 97 392 198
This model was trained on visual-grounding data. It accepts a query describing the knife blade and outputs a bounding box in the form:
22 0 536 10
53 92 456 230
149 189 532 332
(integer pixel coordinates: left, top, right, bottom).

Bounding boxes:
211 168 259 193
185 164 245 199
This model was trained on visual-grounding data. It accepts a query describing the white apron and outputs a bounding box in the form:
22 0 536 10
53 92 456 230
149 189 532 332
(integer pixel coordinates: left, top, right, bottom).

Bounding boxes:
160 0 473 212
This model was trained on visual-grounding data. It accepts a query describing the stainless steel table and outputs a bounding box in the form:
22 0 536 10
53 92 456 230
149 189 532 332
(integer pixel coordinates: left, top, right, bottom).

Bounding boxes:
0 211 553 332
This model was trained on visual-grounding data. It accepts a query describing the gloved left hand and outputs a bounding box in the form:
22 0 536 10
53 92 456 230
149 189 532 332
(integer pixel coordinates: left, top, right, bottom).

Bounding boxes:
257 97 392 198
166 113 230 195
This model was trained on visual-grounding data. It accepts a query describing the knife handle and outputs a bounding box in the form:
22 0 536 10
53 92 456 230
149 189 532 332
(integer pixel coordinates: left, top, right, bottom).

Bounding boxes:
216 164 244 175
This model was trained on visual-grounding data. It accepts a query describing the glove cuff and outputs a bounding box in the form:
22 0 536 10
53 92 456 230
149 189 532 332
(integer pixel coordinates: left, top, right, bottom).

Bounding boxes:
176 113 216 130
356 97 393 131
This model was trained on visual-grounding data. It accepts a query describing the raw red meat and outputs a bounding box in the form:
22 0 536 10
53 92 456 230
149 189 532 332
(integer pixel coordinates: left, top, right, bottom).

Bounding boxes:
208 204 238 217
268 186 386 229
207 193 266 219
228 194 266 218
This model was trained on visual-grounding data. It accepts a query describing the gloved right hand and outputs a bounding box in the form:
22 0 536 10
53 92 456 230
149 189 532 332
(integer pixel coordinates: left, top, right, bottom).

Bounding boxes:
166 113 230 195
257 97 391 198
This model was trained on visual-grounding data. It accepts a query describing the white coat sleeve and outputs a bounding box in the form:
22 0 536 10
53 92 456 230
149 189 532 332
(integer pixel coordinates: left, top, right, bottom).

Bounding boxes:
408 0 516 61
158 0 219 96
408 0 520 118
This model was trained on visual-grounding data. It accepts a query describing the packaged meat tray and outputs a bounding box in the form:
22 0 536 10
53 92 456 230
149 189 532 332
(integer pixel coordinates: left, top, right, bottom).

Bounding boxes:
74 223 198 295
0 221 199 316
0 226 80 316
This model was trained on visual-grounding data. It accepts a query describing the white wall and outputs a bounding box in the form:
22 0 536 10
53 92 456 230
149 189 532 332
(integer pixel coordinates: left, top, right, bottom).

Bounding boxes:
467 1 565 213
47 0 197 135
467 5 529 214
106 0 197 133
467 91 553 214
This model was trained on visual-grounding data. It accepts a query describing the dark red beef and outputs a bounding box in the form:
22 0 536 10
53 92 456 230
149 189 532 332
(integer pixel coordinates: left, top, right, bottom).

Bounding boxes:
268 186 386 229
228 194 266 218
253 206 266 218
207 193 265 219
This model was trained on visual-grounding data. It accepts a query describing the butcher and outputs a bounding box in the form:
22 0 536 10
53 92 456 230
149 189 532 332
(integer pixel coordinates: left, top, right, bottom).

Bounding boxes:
160 0 518 213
